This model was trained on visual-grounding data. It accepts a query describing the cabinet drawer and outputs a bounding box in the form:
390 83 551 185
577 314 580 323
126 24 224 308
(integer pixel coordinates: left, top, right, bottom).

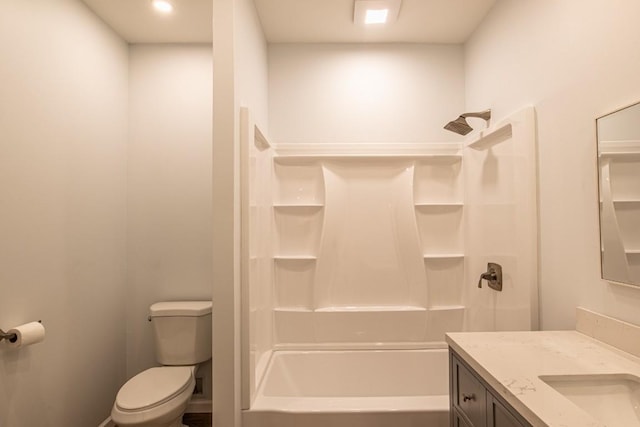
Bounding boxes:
453 356 487 427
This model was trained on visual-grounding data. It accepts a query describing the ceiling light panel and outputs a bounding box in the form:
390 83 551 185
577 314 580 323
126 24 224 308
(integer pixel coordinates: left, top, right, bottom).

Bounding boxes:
152 0 174 14
354 0 401 25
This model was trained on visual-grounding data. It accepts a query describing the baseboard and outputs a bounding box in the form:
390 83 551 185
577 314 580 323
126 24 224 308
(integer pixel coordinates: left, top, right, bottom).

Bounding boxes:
187 398 212 413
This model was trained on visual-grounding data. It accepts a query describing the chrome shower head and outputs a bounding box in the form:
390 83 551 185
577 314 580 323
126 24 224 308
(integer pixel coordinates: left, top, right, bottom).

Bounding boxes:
444 109 492 135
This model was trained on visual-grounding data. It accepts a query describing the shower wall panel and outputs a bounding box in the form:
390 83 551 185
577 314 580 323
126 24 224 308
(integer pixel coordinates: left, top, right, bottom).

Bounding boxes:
315 161 424 309
271 147 465 345
241 110 274 406
272 160 324 313
463 107 538 332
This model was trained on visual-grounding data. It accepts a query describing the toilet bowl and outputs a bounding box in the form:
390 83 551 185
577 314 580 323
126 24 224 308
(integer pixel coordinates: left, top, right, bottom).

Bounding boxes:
111 366 196 427
111 301 212 427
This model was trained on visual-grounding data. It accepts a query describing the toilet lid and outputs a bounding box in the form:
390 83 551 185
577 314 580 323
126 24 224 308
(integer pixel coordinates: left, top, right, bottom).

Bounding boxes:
116 367 193 411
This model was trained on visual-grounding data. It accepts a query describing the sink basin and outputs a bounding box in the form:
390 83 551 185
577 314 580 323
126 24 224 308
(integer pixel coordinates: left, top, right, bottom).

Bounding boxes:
540 374 640 426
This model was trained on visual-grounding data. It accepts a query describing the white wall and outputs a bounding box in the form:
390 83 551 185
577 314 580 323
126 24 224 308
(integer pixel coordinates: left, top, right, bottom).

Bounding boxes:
235 0 269 130
212 0 269 425
269 44 465 144
0 0 128 425
465 0 640 329
127 44 213 397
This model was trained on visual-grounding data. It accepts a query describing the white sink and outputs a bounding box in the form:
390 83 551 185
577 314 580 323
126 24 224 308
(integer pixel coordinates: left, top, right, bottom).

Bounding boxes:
540 374 640 426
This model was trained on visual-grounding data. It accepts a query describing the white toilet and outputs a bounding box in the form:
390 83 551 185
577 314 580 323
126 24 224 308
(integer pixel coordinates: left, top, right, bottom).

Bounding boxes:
111 301 212 427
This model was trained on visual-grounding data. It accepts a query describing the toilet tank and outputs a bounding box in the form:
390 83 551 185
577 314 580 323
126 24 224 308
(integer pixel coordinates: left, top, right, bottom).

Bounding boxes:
149 301 212 366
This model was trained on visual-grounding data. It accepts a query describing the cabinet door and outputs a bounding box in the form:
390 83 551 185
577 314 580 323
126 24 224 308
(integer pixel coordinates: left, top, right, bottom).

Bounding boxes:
452 356 487 427
453 408 473 427
487 394 524 427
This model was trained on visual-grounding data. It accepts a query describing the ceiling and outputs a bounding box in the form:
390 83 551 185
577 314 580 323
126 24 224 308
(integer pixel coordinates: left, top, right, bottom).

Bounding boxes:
254 0 496 44
81 0 213 43
81 0 496 44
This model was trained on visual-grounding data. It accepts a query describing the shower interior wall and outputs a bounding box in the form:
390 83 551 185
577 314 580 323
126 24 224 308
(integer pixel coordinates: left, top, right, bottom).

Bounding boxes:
242 110 275 407
244 111 538 406
244 43 467 404
244 43 538 406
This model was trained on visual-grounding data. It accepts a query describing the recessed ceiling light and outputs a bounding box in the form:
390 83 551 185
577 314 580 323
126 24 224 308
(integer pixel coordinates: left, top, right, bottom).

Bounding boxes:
354 0 401 26
365 9 389 24
152 0 174 14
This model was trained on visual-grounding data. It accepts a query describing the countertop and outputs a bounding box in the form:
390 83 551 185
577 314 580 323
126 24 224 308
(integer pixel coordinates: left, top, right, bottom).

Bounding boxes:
446 330 640 427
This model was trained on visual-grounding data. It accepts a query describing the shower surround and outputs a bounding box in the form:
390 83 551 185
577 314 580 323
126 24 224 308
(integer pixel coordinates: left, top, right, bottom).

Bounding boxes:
272 155 464 344
241 107 538 426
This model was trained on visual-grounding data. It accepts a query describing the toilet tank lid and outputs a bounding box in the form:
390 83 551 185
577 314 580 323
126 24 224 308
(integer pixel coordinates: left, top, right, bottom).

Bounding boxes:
150 301 212 317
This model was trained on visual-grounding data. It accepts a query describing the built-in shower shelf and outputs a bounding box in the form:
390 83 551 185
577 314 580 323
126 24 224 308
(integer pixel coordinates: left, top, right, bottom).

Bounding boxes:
599 152 640 160
273 256 317 261
614 199 640 205
626 250 640 256
274 307 313 313
600 199 640 205
428 305 465 311
414 202 463 207
423 254 464 259
467 123 513 151
315 306 427 313
273 203 324 208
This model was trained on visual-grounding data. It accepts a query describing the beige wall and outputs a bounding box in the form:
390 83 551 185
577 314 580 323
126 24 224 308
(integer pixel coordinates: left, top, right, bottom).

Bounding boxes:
0 0 128 425
127 44 213 398
465 0 640 329
268 44 465 144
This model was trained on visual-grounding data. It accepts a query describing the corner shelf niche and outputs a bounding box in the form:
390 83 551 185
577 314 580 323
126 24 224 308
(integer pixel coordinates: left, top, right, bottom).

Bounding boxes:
272 157 325 314
413 157 463 205
412 154 465 323
273 159 324 206
273 203 324 257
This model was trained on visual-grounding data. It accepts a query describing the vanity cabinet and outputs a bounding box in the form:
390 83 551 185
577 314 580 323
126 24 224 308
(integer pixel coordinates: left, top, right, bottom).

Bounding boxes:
450 350 531 427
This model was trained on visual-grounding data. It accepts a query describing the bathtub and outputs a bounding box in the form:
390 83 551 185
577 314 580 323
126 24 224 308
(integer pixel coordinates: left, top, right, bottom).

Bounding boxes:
242 348 450 427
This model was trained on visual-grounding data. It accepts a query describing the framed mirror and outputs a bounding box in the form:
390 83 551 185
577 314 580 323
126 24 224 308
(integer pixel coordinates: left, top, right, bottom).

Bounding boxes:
597 101 640 286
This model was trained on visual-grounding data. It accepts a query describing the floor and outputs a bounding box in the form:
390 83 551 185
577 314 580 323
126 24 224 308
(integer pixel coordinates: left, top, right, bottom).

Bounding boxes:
183 413 212 427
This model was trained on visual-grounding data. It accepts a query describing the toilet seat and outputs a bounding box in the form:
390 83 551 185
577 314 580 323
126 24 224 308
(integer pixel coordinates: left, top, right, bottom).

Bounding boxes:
115 367 194 412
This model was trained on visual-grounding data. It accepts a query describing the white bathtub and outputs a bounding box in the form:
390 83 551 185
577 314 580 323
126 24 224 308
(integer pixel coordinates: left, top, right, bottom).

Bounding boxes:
243 348 450 427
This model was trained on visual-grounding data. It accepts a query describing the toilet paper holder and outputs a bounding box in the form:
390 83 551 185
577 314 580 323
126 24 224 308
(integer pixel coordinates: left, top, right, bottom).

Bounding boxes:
0 320 42 343
0 329 17 343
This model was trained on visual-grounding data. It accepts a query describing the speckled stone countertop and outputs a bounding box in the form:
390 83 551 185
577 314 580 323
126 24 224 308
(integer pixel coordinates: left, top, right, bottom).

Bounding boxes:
446 330 640 427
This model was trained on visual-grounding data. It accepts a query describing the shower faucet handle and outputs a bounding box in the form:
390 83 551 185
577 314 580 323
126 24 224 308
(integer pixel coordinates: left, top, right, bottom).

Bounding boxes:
477 262 503 292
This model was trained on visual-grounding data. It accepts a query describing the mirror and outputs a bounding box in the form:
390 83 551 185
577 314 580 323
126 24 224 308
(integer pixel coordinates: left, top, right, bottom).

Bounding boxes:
597 101 640 286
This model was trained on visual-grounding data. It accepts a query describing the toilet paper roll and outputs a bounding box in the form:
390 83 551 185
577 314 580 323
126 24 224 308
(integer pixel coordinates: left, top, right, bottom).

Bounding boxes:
7 321 45 349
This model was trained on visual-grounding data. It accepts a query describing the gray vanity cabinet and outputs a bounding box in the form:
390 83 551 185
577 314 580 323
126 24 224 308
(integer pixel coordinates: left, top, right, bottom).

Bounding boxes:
449 350 532 427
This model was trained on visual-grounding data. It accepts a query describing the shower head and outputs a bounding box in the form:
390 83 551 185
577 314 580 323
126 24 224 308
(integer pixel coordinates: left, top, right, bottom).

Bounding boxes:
444 109 492 135
444 116 473 135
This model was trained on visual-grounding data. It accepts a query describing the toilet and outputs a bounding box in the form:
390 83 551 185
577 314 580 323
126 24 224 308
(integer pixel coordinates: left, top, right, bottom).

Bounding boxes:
111 301 212 427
